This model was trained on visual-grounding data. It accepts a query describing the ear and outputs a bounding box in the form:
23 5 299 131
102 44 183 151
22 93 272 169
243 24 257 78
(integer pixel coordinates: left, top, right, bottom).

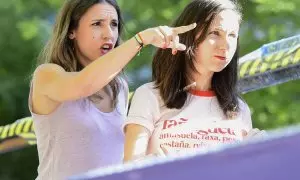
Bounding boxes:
69 31 76 39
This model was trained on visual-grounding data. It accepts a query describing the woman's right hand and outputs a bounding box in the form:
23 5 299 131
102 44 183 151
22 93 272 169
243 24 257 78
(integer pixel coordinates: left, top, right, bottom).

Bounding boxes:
242 128 267 140
131 146 169 162
139 23 197 54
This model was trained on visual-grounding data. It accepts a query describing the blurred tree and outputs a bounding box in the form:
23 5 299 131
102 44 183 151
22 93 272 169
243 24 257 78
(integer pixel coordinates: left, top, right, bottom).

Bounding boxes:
0 1 59 179
239 0 300 130
0 0 299 179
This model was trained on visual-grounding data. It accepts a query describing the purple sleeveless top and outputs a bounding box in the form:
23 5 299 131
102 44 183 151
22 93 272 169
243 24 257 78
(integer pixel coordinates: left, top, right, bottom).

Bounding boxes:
29 83 128 180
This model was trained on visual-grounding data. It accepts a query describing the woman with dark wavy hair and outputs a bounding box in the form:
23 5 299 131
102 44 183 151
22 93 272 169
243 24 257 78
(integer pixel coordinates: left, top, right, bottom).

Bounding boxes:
124 0 264 162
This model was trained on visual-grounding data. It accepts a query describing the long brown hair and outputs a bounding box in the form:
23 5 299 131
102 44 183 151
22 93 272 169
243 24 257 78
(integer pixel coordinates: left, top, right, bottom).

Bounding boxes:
152 0 242 118
37 0 124 106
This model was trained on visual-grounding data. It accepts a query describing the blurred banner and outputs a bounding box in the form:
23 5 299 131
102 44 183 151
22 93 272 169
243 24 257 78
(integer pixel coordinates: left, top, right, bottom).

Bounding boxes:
238 34 300 93
1 35 300 154
70 125 300 180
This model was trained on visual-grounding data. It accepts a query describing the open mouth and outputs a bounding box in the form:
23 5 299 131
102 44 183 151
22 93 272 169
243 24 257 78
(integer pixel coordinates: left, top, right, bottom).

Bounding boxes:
100 43 113 54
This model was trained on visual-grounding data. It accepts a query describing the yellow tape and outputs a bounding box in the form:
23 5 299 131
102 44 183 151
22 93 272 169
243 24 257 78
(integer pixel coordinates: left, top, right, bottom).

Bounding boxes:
19 133 36 140
271 62 280 70
281 56 291 67
273 51 285 62
31 121 35 131
249 59 261 75
292 48 300 64
259 62 269 73
240 47 299 78
15 119 26 135
264 54 275 62
23 119 32 133
239 60 253 78
8 122 18 137
0 117 34 141
28 140 37 145
0 125 9 139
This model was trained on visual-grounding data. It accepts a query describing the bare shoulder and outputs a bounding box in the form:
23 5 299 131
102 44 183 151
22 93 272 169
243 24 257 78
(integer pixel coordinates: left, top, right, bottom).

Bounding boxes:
31 64 65 115
32 63 69 93
33 63 65 82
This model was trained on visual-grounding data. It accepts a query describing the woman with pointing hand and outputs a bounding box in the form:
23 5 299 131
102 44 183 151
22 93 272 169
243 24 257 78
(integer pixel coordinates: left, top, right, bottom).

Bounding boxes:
29 0 195 179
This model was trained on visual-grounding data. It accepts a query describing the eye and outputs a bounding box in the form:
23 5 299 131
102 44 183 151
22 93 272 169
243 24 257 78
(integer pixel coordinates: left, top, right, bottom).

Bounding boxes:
209 31 220 36
92 21 101 26
111 21 118 27
229 33 237 38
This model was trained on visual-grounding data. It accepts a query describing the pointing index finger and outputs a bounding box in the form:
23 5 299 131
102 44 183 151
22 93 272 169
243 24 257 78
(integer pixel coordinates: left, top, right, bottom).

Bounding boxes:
173 23 197 34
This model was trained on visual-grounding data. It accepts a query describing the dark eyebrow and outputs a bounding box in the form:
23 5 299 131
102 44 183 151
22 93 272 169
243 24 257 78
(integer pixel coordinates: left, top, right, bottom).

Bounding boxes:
210 27 238 34
213 27 225 32
92 19 118 23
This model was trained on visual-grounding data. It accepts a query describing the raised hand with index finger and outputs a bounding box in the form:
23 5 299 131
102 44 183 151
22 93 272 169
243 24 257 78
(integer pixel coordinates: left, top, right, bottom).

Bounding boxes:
138 23 197 55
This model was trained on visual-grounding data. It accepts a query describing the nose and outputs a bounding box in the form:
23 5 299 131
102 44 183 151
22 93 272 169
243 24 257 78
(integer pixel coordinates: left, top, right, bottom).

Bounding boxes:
218 36 230 51
102 25 114 40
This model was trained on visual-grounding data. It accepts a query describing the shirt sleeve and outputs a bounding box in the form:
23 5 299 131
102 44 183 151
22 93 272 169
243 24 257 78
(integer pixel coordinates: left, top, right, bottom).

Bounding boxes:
124 84 160 134
240 100 253 130
122 79 129 113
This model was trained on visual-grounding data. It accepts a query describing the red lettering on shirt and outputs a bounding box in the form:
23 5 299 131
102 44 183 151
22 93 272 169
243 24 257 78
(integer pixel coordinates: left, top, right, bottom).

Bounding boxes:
162 118 188 130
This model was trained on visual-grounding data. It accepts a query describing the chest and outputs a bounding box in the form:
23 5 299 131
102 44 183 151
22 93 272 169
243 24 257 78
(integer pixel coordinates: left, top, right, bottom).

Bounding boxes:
149 118 245 154
148 98 246 154
89 89 115 113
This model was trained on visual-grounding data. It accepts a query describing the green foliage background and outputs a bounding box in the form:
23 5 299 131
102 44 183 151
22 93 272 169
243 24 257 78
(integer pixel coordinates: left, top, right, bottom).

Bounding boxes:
0 0 299 179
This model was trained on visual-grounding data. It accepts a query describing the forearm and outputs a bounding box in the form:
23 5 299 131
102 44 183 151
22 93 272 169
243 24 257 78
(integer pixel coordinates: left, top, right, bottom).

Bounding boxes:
123 124 150 162
76 36 143 97
76 22 196 97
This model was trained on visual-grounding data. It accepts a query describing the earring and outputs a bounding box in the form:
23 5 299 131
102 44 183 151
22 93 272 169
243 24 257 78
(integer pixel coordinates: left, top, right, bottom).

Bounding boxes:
69 33 75 39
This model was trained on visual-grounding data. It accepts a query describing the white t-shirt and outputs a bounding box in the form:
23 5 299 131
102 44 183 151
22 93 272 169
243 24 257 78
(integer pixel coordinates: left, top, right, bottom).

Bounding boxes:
125 82 252 155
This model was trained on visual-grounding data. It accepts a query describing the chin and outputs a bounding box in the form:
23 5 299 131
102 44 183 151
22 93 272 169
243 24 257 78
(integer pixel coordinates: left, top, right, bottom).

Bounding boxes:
209 61 228 72
212 67 226 73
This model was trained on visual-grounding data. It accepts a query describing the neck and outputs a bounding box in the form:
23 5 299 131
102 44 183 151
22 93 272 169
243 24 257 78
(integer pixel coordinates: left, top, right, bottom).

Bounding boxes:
188 71 214 91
